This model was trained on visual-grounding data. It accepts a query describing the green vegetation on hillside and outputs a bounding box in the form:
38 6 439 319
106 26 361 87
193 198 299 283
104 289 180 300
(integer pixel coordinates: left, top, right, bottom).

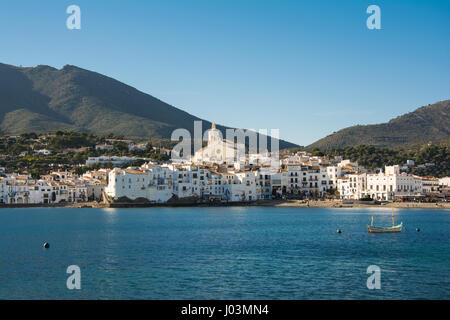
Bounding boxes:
308 100 450 149
0 131 172 176
318 144 449 178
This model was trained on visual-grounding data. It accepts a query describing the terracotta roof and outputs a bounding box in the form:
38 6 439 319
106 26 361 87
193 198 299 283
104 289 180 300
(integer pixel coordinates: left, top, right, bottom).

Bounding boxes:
124 169 147 175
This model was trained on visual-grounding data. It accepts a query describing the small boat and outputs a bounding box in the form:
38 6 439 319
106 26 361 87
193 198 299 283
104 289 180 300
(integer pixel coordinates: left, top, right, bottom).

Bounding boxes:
367 208 402 233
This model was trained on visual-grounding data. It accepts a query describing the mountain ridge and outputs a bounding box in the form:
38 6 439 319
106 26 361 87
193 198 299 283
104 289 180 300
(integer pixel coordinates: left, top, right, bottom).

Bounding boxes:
307 99 450 150
2 62 448 151
0 62 297 149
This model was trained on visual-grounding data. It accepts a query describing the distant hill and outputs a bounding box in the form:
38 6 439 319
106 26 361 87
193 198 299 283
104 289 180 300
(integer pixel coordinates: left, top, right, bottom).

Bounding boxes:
0 63 297 149
308 100 450 150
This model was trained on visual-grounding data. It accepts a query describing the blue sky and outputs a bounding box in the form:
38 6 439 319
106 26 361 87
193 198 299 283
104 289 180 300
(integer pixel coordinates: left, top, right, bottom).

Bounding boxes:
0 0 449 145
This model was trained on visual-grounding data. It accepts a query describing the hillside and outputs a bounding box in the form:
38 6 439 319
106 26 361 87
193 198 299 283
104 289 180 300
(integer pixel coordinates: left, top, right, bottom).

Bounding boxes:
0 63 297 149
308 100 450 150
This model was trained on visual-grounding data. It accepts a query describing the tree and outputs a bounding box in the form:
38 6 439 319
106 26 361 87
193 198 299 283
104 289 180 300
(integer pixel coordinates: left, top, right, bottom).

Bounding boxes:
31 168 41 179
74 166 86 176
113 142 129 153
311 148 324 157
145 142 153 153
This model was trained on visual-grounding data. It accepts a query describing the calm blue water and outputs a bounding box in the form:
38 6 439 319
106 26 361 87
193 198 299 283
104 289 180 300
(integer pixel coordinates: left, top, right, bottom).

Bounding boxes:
0 207 448 299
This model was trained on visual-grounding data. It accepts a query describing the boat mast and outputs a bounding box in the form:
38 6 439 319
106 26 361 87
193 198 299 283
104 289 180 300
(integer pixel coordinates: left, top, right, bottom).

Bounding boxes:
392 208 395 227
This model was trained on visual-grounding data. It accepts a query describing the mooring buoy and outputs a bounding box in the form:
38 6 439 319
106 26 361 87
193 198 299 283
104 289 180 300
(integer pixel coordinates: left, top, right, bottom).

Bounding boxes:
337 229 342 234
416 228 421 232
43 242 50 249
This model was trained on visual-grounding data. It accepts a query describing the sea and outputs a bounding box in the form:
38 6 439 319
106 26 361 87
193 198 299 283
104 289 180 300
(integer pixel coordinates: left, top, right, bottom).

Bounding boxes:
0 207 448 299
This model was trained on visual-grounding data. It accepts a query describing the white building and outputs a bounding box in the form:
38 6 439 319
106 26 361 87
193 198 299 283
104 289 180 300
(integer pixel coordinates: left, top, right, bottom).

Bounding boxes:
366 165 422 201
105 165 173 203
419 176 440 195
439 177 450 187
285 165 332 197
223 171 258 202
337 173 367 200
0 179 7 203
256 169 272 200
191 123 238 165
86 156 137 166
326 165 342 189
35 149 52 155
95 144 114 151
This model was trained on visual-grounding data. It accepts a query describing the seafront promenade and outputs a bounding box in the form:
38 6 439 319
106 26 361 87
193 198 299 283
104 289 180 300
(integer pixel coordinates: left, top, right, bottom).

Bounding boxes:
1 199 448 209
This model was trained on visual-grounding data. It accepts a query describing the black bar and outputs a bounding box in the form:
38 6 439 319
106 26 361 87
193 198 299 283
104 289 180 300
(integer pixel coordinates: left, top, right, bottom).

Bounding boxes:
0 300 447 319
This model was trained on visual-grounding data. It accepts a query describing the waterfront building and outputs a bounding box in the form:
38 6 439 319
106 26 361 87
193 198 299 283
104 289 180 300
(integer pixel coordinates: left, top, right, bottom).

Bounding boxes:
80 176 105 201
326 165 342 189
223 170 258 202
439 177 450 187
256 169 272 200
337 173 367 200
286 165 302 194
419 176 440 195
269 171 286 197
105 165 173 203
366 165 423 201
285 165 332 197
1 142 444 205
0 179 6 203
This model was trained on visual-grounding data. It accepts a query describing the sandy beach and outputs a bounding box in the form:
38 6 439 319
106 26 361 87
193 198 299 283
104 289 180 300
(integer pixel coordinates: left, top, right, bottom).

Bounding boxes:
1 199 449 209
273 199 450 209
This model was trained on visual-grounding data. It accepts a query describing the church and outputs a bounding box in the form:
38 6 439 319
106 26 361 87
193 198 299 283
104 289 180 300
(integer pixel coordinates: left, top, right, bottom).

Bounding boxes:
191 123 238 165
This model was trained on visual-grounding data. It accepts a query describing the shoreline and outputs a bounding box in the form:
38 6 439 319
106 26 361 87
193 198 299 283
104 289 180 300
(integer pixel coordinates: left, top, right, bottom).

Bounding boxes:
0 200 448 209
271 199 450 209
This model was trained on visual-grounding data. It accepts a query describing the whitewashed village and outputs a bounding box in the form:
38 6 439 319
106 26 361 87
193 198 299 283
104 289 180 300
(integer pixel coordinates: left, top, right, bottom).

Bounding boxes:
1 125 449 206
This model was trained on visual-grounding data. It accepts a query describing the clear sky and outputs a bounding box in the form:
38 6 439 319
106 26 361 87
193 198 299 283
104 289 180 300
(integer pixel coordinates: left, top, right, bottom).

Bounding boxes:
0 0 449 145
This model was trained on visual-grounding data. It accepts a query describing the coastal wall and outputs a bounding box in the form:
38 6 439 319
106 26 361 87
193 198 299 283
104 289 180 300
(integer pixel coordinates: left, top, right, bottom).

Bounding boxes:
0 200 448 209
